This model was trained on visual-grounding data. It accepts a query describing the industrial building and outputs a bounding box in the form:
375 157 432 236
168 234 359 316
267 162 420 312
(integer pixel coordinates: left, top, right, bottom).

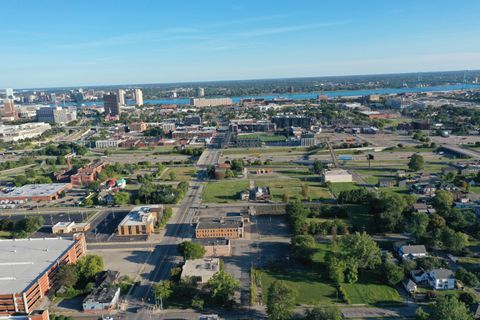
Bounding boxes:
195 218 244 239
0 183 71 202
321 169 353 183
0 235 86 317
181 258 220 283
117 205 163 236
0 123 51 142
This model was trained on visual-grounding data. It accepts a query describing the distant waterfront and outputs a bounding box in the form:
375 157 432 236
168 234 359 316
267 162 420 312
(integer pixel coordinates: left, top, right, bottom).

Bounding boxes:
60 83 480 107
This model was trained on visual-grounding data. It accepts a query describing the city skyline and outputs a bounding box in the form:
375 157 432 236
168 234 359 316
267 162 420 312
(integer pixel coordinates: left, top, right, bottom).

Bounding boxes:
2 0 480 88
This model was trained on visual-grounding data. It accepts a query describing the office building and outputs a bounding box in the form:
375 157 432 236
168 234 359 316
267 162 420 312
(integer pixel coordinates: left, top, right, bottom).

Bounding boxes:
196 87 205 97
134 88 143 106
103 93 120 117
0 183 71 202
195 218 244 239
184 115 202 126
36 106 77 124
117 205 163 236
0 123 51 142
5 88 14 99
2 99 18 120
190 97 232 107
117 89 125 106
0 235 86 317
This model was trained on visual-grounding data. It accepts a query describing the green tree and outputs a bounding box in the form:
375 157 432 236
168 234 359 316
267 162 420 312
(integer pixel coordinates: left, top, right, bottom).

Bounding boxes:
442 228 469 254
339 232 381 270
56 264 79 288
304 306 342 320
301 184 309 199
430 295 473 320
206 270 240 305
76 254 104 281
325 253 346 284
312 160 324 174
154 280 172 310
291 235 315 263
178 241 206 260
383 261 404 286
266 281 297 320
405 212 429 239
456 267 480 288
83 197 94 207
408 153 424 171
433 190 454 214
114 191 130 205
169 171 177 181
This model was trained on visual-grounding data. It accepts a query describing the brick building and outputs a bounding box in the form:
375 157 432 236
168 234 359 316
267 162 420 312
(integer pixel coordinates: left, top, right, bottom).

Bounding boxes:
0 183 71 202
0 235 86 317
70 161 105 186
195 218 244 239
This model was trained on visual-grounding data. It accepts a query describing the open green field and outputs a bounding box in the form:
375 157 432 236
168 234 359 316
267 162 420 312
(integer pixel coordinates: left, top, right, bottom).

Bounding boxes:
329 182 360 197
160 167 196 181
239 133 287 142
202 180 249 203
255 178 331 202
341 281 402 305
259 268 338 305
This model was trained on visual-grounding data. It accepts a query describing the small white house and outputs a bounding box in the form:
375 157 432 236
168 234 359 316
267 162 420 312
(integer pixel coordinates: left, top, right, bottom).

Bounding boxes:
398 245 427 260
410 268 455 290
427 268 455 290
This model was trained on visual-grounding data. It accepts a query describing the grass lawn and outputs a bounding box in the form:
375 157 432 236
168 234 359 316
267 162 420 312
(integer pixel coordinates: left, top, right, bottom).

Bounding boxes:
341 281 402 305
161 167 196 181
0 230 11 239
457 255 480 270
329 182 360 197
223 146 308 155
202 180 249 203
258 268 338 305
255 178 331 202
239 133 287 142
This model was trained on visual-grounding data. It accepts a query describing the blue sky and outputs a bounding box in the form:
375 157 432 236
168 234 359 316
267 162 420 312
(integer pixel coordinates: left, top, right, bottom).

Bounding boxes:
2 0 480 88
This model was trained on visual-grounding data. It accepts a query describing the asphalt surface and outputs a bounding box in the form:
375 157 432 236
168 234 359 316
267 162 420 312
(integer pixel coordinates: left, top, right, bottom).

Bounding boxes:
123 150 219 319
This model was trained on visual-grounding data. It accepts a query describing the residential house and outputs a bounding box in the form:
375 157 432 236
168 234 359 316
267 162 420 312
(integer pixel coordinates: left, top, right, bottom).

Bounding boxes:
398 245 427 260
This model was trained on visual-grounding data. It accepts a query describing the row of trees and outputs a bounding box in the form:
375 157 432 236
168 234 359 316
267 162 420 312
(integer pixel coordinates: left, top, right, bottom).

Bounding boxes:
56 254 104 298
0 216 44 238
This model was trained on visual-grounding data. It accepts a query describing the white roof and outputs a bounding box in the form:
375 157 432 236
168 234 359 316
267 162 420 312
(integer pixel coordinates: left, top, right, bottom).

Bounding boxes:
118 205 161 227
0 237 77 293
0 183 69 198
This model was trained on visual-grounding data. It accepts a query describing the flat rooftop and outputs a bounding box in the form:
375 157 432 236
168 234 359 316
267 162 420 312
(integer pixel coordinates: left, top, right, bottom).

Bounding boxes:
196 218 243 230
0 237 77 294
182 258 220 279
0 183 69 198
193 238 230 246
118 205 162 227
323 169 351 176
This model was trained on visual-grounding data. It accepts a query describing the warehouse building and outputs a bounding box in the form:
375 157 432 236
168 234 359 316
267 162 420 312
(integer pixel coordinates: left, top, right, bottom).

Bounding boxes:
117 205 163 236
0 183 71 202
321 169 353 183
0 234 86 317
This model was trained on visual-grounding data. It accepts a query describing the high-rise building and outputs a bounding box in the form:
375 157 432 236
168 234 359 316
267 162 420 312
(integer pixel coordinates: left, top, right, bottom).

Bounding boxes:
196 87 205 97
134 88 144 106
117 89 125 106
2 99 18 120
103 93 120 117
5 88 14 99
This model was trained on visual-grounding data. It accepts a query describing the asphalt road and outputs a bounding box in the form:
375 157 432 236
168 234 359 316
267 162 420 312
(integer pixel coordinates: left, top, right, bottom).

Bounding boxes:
124 150 218 319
